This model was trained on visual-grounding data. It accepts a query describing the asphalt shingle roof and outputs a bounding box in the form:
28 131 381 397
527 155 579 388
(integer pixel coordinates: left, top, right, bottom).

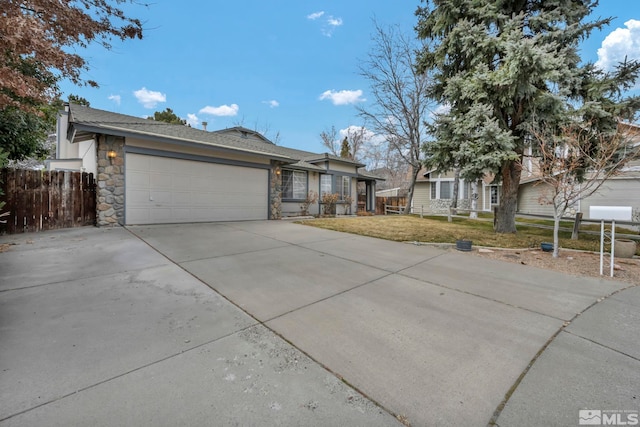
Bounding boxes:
68 104 366 168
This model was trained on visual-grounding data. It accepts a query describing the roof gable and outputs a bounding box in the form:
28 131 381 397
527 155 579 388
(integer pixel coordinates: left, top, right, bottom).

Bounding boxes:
64 104 368 170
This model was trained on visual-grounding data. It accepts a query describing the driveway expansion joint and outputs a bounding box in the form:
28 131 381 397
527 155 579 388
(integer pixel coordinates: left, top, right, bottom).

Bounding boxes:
488 282 640 426
0 323 260 423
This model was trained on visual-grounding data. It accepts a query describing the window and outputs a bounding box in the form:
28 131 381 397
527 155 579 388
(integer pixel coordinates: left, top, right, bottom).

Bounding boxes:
282 170 307 199
440 181 453 199
431 180 467 200
320 174 332 195
339 176 350 200
490 186 499 204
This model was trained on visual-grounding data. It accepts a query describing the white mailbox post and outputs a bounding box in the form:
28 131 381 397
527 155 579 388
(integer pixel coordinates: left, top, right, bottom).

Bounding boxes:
589 206 633 277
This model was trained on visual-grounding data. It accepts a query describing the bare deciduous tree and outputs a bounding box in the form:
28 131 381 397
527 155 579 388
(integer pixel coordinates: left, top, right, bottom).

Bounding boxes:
320 126 340 156
357 20 433 213
232 116 282 144
525 121 640 258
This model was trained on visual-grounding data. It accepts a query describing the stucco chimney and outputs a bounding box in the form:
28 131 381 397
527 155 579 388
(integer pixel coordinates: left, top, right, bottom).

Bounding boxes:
202 121 208 131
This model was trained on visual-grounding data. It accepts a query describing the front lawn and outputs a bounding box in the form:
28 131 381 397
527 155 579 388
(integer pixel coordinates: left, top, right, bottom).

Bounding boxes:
297 215 607 252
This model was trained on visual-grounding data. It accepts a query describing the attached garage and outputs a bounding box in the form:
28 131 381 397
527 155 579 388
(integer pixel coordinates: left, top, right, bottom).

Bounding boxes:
125 153 269 225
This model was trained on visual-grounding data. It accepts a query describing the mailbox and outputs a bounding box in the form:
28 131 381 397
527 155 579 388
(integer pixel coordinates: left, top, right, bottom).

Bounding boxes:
589 206 632 222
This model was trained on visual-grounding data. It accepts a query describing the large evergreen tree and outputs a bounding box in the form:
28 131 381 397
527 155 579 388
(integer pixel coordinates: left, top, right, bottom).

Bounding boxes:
152 108 187 125
416 0 640 232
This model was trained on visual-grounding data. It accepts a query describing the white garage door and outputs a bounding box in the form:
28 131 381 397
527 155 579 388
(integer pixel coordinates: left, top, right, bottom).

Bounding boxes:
125 153 269 225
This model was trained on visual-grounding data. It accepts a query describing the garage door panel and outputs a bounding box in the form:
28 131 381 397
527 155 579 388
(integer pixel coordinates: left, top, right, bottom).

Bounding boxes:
150 172 173 189
149 208 172 223
125 154 268 225
127 154 149 170
127 171 149 188
127 190 150 205
127 208 150 224
149 156 173 172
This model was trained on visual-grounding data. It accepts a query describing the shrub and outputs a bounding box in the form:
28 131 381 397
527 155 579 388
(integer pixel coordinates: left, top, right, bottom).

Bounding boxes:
300 190 318 216
321 193 339 216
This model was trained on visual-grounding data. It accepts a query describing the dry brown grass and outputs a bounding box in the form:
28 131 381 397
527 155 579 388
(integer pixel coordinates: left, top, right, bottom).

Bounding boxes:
297 215 610 252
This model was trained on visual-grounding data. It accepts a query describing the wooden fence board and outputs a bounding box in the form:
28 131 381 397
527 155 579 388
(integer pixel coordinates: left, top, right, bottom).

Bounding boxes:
375 196 407 215
0 169 96 235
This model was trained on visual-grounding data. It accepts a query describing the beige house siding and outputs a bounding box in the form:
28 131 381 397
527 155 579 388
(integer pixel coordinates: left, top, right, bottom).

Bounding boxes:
411 182 431 214
126 138 271 165
517 182 556 216
581 178 640 222
327 162 356 174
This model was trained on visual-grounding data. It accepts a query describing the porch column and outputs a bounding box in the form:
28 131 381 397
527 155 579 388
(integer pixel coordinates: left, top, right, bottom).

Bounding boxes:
368 181 376 213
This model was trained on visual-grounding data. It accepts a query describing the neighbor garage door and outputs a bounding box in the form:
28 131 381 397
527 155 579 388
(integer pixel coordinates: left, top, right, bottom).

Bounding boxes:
125 153 269 225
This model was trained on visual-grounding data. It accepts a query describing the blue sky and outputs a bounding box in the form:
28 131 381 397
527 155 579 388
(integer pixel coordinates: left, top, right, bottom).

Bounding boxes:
59 1 640 154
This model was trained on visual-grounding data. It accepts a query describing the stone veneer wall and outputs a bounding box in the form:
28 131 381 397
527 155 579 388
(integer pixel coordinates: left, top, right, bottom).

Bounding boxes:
270 162 283 220
96 136 125 226
429 198 471 213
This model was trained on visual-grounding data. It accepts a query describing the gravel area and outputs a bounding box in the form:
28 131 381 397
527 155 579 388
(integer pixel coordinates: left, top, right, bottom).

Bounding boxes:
472 247 640 285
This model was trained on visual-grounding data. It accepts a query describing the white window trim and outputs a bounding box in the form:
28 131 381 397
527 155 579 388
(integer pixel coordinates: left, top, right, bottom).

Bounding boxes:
430 176 467 200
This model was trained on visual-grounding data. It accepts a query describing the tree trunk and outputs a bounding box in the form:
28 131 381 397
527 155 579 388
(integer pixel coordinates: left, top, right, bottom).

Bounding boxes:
450 167 460 213
552 212 561 258
470 181 478 219
494 160 521 233
403 164 420 215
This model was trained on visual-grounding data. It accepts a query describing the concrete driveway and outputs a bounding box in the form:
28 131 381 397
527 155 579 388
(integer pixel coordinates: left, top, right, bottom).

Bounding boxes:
1 221 638 426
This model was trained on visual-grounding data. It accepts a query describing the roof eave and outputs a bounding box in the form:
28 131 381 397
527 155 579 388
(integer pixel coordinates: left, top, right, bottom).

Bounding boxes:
68 122 295 163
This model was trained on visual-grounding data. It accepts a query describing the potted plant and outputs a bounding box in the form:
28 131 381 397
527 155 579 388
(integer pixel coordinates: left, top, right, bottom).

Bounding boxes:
614 239 637 258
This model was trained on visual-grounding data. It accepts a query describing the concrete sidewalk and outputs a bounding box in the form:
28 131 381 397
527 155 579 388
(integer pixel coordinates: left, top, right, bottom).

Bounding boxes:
1 221 638 426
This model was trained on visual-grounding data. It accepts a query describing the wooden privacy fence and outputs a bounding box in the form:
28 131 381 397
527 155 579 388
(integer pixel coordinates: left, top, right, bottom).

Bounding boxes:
376 196 407 215
1 169 96 234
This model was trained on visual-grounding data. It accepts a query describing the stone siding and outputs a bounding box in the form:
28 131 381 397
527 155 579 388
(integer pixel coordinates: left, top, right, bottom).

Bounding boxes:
96 136 124 226
429 198 471 213
270 162 283 220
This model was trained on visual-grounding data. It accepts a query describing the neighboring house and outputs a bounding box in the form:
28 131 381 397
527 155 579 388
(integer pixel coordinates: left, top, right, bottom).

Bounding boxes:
48 104 379 226
412 168 499 214
375 187 405 197
417 122 640 221
518 155 640 222
518 122 640 222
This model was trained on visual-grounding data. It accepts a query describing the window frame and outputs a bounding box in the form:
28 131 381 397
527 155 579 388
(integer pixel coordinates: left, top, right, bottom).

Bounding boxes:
338 176 350 201
281 169 308 201
320 174 332 196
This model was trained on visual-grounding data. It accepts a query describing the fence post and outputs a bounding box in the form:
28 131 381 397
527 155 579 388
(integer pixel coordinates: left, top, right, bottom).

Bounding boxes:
420 205 423 219
571 212 583 240
448 207 452 223
493 206 498 230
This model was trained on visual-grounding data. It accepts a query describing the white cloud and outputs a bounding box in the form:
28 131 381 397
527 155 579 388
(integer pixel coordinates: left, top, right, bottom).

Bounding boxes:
263 100 279 108
340 125 375 141
307 11 343 37
596 19 640 71
321 15 343 37
307 11 324 20
186 113 199 127
199 104 239 117
327 17 343 27
133 87 166 108
108 94 121 105
319 89 365 105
